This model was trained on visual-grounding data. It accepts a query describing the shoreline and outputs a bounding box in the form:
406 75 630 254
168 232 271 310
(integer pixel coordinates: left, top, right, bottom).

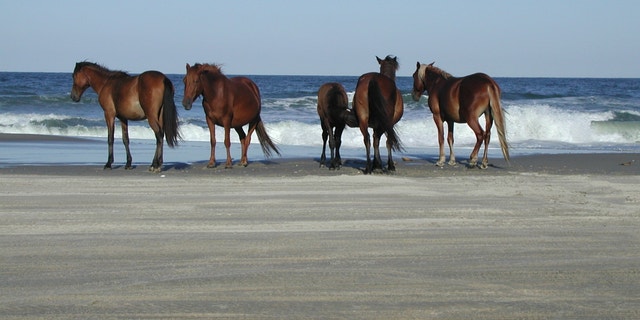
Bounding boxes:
1 152 639 177
1 133 638 176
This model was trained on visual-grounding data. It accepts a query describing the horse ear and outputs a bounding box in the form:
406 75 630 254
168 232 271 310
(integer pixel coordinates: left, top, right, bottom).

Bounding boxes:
186 63 191 71
376 56 382 64
429 61 435 66
416 61 421 69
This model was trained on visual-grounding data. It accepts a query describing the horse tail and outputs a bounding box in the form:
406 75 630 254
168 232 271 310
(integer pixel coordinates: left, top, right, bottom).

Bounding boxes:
489 84 510 164
341 109 359 128
162 77 181 147
368 79 403 152
255 118 281 158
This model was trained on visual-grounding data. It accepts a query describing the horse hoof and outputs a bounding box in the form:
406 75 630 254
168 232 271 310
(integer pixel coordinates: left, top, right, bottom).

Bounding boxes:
435 162 445 167
479 163 489 169
448 160 457 166
206 163 216 169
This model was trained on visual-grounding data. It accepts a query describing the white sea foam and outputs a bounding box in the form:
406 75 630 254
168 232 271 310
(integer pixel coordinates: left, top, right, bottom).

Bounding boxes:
2 103 639 153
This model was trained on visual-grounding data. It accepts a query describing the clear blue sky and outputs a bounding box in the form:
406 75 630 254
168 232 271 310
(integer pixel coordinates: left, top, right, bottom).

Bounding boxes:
1 0 638 77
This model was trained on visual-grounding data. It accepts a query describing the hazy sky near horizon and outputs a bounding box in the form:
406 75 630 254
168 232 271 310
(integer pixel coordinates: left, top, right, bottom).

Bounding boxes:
1 0 638 77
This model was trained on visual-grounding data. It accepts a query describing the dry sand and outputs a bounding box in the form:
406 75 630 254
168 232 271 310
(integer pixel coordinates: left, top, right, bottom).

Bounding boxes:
1 137 639 318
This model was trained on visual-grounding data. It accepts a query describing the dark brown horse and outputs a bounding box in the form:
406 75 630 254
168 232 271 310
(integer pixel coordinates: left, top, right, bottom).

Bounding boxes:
317 82 357 169
70 62 180 172
412 62 509 168
182 63 280 168
352 55 404 174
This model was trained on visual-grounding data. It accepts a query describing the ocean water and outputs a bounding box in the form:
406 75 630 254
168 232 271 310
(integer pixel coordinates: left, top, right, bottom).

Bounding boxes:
1 72 639 165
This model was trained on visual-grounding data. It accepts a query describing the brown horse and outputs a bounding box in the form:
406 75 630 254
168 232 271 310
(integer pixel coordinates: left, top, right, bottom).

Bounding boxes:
317 82 357 169
70 62 180 172
352 55 404 174
412 62 509 168
182 63 280 168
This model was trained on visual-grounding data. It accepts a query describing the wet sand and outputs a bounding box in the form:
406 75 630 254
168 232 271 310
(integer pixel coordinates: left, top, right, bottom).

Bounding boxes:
1 134 639 319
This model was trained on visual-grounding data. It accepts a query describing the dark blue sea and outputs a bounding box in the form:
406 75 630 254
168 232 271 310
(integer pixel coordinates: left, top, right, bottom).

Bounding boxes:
1 72 639 165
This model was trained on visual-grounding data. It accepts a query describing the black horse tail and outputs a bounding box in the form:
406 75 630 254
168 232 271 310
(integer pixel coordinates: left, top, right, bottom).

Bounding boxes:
255 118 281 158
162 77 181 148
368 80 403 152
341 109 359 128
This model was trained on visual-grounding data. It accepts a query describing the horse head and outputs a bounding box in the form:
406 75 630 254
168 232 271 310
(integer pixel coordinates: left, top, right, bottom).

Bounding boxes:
70 62 91 102
182 63 204 110
376 55 399 81
412 61 447 101
411 62 430 101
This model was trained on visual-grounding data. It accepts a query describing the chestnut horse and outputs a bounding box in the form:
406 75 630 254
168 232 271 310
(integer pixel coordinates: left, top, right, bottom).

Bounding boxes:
352 55 404 174
317 82 357 169
412 62 509 168
182 63 280 168
70 62 180 172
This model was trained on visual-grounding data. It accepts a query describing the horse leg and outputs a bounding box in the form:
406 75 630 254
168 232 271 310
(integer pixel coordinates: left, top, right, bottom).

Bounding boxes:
360 125 372 174
446 121 456 166
372 129 384 172
433 115 446 166
480 112 493 169
120 119 133 170
327 125 337 169
145 117 164 172
241 121 259 167
319 120 329 167
332 124 345 169
206 117 217 168
149 128 164 173
223 125 233 168
236 126 248 167
104 116 116 170
386 134 395 172
467 118 485 168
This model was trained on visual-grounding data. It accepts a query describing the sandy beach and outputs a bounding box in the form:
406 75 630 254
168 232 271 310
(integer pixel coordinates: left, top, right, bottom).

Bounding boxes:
1 134 639 319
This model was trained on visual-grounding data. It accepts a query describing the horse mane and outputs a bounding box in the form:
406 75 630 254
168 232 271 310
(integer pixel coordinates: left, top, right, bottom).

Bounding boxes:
74 61 129 78
194 63 223 74
423 63 453 80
